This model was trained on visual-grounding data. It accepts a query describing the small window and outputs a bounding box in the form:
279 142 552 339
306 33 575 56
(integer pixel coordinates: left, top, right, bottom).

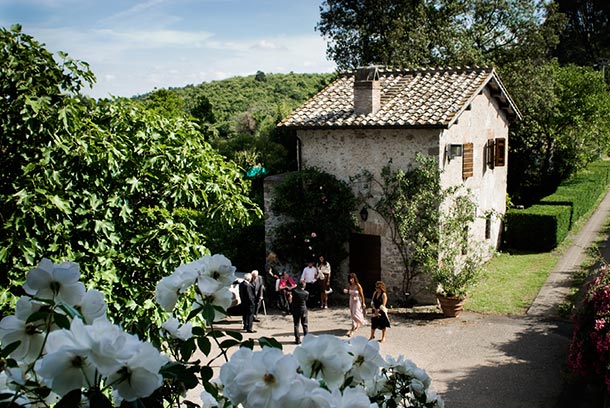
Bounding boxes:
486 139 495 169
495 138 506 167
485 214 492 239
462 143 474 180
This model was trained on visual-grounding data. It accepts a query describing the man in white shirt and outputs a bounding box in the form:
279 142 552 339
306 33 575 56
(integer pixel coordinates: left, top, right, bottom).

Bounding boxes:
300 260 318 307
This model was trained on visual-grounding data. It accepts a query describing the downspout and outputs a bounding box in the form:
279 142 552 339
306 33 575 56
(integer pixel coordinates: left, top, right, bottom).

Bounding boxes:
296 136 302 171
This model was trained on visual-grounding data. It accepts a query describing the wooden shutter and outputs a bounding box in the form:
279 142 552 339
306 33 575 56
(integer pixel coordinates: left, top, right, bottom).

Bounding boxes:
462 142 474 180
495 138 506 167
486 139 495 169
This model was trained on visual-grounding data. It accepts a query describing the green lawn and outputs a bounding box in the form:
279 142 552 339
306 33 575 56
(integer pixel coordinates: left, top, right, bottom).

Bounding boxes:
465 251 559 315
465 195 609 315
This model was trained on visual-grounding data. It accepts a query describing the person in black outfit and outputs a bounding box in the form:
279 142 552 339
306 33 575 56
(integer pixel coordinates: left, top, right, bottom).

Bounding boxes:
239 273 256 333
289 280 309 344
369 281 391 342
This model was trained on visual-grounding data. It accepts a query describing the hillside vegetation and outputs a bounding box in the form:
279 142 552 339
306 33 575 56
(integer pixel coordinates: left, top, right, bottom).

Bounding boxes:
139 72 336 175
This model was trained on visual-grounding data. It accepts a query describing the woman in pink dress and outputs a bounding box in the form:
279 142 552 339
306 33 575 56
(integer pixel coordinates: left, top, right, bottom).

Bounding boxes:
343 273 366 337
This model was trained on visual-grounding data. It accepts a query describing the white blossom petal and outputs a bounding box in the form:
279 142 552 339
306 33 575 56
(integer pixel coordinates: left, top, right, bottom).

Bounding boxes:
347 336 385 384
79 289 107 323
161 317 192 341
0 315 45 362
108 342 169 401
23 259 84 305
294 334 352 390
35 347 96 396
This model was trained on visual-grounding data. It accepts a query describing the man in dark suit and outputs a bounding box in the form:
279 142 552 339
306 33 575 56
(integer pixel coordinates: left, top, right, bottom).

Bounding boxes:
251 269 264 322
239 273 256 333
290 280 309 344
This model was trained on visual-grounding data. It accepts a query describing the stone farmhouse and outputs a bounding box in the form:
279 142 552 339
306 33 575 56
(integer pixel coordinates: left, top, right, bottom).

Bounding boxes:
265 66 521 301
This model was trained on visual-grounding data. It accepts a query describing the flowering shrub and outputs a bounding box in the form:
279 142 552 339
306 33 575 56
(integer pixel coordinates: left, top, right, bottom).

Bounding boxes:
568 265 610 390
0 256 443 407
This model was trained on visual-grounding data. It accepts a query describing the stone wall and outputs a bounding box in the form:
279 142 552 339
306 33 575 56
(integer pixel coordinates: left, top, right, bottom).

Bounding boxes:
439 87 510 252
262 173 297 277
295 127 440 303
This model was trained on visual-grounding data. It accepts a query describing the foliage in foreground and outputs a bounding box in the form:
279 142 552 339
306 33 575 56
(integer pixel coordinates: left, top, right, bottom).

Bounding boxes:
569 264 610 391
0 25 260 337
0 257 444 408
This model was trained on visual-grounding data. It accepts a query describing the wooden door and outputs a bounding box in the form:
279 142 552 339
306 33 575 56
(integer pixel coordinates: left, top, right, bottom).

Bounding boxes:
348 233 381 299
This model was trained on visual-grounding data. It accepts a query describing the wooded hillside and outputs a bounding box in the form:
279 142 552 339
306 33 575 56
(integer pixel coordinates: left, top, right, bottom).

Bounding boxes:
138 72 335 175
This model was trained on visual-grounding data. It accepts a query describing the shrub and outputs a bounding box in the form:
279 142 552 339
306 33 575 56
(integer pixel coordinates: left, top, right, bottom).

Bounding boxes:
568 265 610 391
503 204 572 251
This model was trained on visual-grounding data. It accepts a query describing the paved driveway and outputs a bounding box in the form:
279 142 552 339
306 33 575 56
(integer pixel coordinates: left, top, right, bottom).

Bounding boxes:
211 306 571 408
200 191 610 407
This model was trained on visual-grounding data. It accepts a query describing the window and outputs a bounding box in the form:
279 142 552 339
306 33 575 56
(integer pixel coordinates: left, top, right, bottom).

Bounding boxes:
485 214 492 240
485 138 506 169
486 139 495 169
462 143 474 180
495 138 506 167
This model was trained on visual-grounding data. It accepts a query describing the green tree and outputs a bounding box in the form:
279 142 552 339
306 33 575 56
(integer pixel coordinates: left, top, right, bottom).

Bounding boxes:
554 0 610 73
140 88 186 118
0 26 260 336
317 0 560 69
371 154 444 299
142 73 334 175
0 24 95 229
507 63 610 203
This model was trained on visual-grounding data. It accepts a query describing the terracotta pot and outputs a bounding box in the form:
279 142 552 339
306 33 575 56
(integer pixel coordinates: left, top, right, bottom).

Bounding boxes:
437 295 466 317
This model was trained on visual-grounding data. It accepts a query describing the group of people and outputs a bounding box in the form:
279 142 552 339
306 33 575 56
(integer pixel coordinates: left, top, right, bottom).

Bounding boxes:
344 273 391 343
239 253 390 344
237 270 264 333
299 255 332 309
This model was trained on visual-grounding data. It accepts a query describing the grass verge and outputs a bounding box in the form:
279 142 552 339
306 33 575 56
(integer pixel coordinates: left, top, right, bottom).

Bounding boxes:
465 251 558 314
466 190 609 315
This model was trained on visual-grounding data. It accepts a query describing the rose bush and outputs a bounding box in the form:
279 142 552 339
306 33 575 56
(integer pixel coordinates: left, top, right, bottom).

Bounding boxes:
568 264 610 391
0 256 443 407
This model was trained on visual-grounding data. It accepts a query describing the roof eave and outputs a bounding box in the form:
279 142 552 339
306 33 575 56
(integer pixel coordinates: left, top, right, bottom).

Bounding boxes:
278 123 450 130
487 69 523 121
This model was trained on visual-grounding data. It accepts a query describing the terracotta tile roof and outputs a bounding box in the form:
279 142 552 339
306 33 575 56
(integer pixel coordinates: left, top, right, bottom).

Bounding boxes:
279 66 521 129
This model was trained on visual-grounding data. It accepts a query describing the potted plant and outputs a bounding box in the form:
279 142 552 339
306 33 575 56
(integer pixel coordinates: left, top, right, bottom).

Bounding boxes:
432 190 485 317
434 255 483 317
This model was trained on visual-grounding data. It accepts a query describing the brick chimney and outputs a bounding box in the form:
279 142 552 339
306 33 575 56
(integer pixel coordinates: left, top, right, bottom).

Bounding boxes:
353 66 381 115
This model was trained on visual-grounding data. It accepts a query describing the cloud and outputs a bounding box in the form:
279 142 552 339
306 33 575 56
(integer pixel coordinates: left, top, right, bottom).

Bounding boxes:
252 39 279 50
10 0 80 8
29 26 334 99
103 0 167 22
96 28 215 48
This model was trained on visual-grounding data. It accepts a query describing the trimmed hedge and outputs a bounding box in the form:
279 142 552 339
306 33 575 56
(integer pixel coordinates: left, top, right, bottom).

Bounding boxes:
541 164 610 223
504 204 572 251
504 160 610 251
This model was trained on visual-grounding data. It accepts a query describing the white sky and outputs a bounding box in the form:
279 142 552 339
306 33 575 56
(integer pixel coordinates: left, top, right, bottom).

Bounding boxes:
0 0 336 99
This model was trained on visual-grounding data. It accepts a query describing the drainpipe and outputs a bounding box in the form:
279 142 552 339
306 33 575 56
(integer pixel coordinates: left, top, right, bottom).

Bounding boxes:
296 136 302 171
